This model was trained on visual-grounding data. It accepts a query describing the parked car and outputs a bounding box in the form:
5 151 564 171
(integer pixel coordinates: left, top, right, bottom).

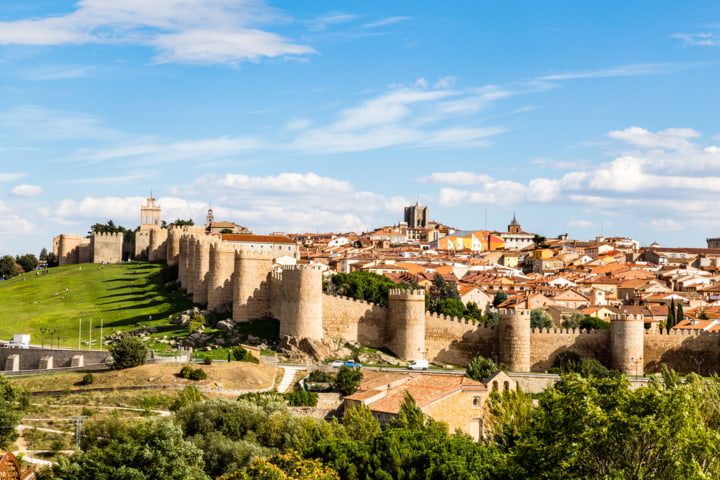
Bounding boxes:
328 360 344 368
343 360 363 368
407 359 429 370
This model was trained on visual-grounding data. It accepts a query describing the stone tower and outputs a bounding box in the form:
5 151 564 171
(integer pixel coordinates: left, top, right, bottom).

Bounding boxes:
508 213 521 234
404 200 428 228
232 249 275 323
611 313 645 375
499 308 531 372
191 237 211 304
207 241 235 312
140 196 161 231
387 289 426 361
205 208 214 230
279 265 324 341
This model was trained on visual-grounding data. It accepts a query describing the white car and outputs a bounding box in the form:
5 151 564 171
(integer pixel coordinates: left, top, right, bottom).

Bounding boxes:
407 360 429 370
328 360 344 368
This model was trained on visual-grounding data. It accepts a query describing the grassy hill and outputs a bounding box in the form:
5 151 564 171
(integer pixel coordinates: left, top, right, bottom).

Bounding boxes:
0 262 196 349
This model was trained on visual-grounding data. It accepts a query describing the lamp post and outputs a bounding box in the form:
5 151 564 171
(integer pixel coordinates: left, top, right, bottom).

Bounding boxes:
40 327 54 349
631 357 641 379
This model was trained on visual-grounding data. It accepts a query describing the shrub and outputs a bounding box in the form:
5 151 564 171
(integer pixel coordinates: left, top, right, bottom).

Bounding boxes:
179 365 194 379
308 370 334 383
108 335 147 369
285 391 318 407
189 368 207 381
188 315 205 333
466 356 499 382
81 373 95 386
333 365 363 396
203 356 214 365
232 346 260 364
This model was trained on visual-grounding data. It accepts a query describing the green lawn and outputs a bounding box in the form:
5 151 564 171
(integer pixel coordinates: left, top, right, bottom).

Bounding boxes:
0 263 196 348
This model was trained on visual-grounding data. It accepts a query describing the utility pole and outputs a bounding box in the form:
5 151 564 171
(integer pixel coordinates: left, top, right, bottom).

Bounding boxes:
70 415 88 449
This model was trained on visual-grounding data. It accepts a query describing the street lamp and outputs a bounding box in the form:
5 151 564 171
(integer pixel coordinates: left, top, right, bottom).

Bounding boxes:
40 327 54 349
631 357 641 379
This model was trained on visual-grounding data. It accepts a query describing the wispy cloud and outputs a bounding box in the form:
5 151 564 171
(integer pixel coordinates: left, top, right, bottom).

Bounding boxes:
539 62 695 80
307 12 361 31
361 17 411 29
0 0 315 66
672 32 720 46
10 185 43 197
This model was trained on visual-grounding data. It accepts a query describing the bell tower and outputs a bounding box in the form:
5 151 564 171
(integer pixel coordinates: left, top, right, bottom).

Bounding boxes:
140 196 161 231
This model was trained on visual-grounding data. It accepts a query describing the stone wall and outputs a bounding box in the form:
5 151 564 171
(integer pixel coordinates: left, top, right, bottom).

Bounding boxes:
322 294 388 348
644 328 720 375
91 232 123 264
57 234 90 266
0 348 111 371
529 329 611 372
148 228 169 262
135 230 151 260
425 314 498 366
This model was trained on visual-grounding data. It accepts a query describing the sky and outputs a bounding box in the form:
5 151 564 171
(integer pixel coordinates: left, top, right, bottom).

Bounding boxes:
1 0 720 256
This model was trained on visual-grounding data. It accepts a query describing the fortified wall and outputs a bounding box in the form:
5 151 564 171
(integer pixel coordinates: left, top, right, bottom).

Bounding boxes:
55 232 123 266
172 231 720 375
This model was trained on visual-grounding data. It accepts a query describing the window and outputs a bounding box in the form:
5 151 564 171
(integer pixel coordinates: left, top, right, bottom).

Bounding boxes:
472 396 482 407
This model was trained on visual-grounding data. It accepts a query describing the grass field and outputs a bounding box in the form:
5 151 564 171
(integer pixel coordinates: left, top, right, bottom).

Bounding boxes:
0 263 196 348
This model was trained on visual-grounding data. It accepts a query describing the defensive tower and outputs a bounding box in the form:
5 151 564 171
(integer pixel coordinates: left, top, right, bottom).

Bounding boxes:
279 265 324 341
611 313 645 375
499 308 531 372
387 289 426 360
232 249 275 323
207 241 235 312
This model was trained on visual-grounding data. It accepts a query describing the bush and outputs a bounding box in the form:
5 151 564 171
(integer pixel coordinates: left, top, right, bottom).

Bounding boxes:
333 365 363 396
179 365 194 379
308 370 334 383
466 356 499 382
285 390 318 407
81 373 95 386
189 368 207 381
108 335 147 369
203 356 214 365
188 315 205 333
232 346 259 364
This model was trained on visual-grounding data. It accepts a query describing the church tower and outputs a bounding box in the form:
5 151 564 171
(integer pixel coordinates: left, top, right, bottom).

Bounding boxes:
140 196 161 231
404 199 429 228
508 213 521 234
205 208 215 230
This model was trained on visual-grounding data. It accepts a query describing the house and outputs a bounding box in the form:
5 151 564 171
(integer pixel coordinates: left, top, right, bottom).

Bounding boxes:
344 370 513 440
459 284 491 310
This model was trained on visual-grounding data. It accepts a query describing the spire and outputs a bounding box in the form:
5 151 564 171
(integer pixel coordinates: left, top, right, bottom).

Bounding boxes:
510 212 519 226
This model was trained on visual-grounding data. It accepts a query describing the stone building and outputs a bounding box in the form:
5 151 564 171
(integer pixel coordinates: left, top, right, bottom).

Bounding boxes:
404 200 429 228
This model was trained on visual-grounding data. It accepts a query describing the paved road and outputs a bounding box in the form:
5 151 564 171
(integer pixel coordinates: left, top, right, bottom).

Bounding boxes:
276 365 306 393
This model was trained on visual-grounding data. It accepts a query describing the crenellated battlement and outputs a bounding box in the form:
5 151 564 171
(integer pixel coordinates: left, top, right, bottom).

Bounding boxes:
92 232 123 238
531 327 608 335
388 288 425 299
645 327 708 337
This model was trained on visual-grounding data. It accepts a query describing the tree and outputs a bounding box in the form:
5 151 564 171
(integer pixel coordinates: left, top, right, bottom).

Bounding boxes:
485 311 500 326
466 356 499 382
0 255 19 278
699 310 710 320
16 253 38 273
0 375 22 449
108 335 147 369
51 417 208 480
666 299 676 332
560 311 584 329
329 272 404 306
435 298 466 318
530 308 553 329
232 346 259 363
89 220 135 244
492 291 508 307
579 315 610 330
333 365 363 396
163 218 195 228
218 451 339 480
388 391 427 431
532 234 549 248
676 302 684 324
342 403 380 443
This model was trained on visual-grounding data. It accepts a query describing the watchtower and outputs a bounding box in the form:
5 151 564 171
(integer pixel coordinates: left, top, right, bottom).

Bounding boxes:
387 289 426 361
207 241 235 312
279 265 324 341
499 308 531 372
611 313 645 375
232 249 275 323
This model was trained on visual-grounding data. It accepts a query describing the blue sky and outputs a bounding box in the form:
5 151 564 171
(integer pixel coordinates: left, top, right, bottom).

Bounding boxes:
1 1 720 256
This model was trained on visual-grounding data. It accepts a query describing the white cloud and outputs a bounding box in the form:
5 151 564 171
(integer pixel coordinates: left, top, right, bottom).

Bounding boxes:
361 16 411 29
672 32 720 46
434 76 455 89
0 0 315 66
607 126 700 150
567 220 595 229
10 185 43 197
539 62 692 80
418 172 494 185
285 118 312 131
307 13 360 31
0 173 25 183
640 219 683 232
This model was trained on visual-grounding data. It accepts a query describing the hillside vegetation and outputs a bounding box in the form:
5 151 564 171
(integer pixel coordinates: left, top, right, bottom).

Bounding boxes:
0 263 194 348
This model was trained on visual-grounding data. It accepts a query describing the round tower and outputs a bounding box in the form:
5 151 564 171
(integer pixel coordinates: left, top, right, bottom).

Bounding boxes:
148 228 168 262
387 289 426 361
192 237 211 304
178 234 191 289
279 265 324 341
207 241 234 312
611 313 645 375
499 308 531 372
232 249 275 323
166 227 181 266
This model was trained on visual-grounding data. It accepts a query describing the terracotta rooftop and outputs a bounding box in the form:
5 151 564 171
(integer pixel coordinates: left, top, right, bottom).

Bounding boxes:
221 234 296 244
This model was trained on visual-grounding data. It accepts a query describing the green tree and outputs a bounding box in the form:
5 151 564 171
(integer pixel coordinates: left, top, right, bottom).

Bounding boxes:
530 308 553 329
45 252 59 267
0 375 22 449
485 311 500 326
333 365 363 396
579 315 610 330
560 311 584 329
15 253 38 273
0 255 19 278
466 356 499 382
329 272 404 306
464 302 484 321
232 345 259 363
51 417 208 480
666 299 676 331
388 391 427 431
342 403 380 443
492 291 508 307
219 451 339 480
699 310 710 320
108 335 148 369
676 302 684 324
435 298 466 318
